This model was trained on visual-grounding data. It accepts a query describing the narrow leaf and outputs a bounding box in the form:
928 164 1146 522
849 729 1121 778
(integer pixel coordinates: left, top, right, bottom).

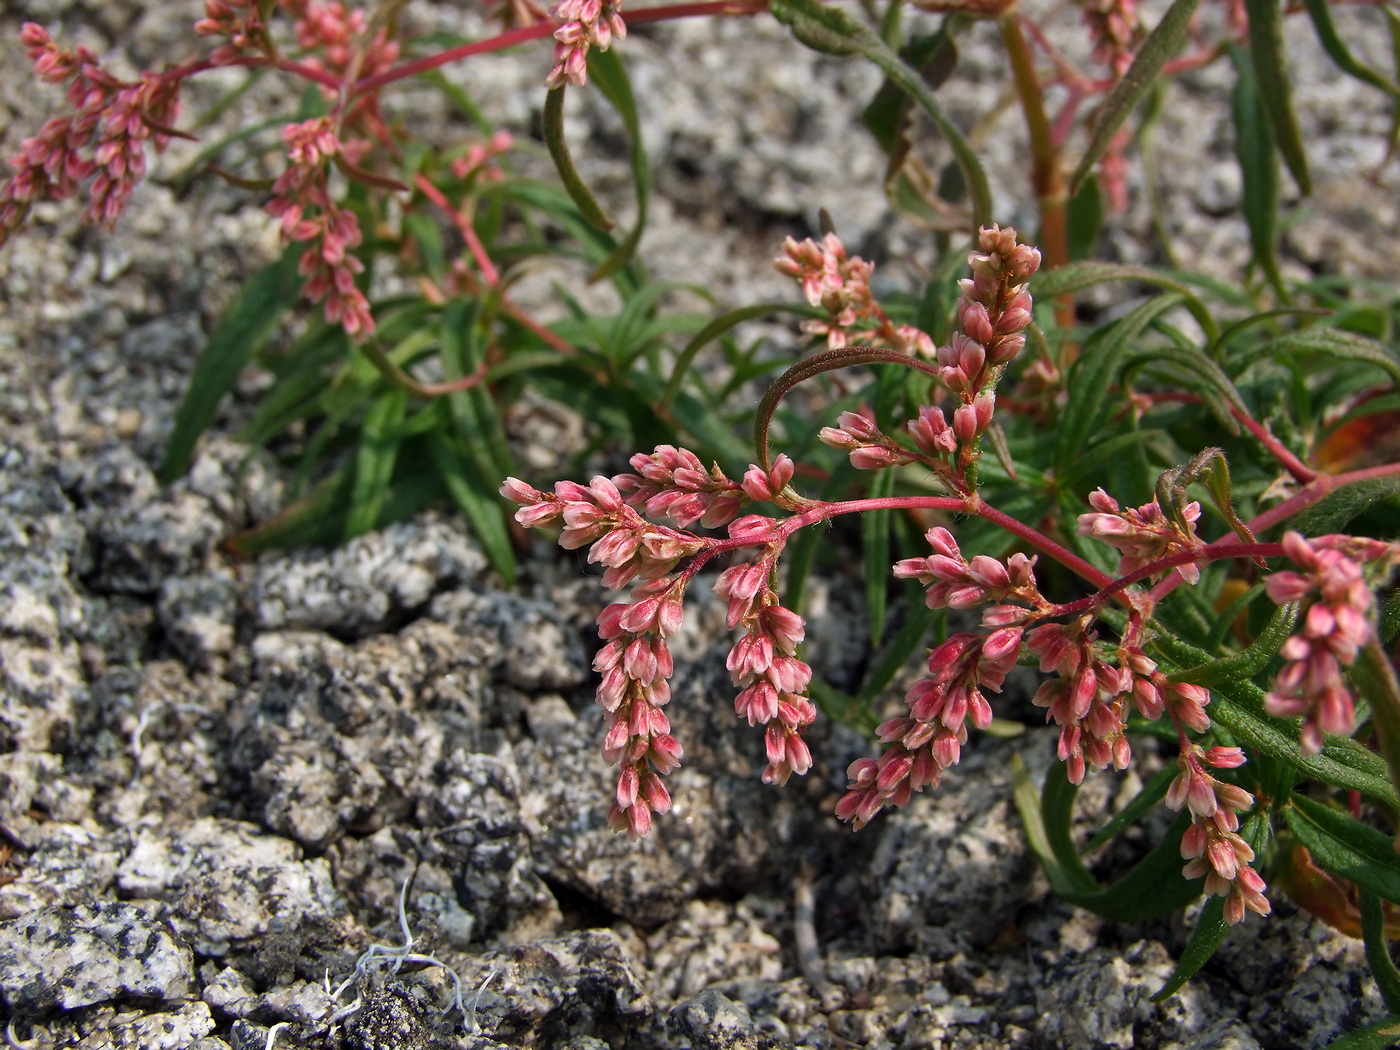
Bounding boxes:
1241 327 1400 391
585 47 649 280
1011 754 1096 898
427 427 516 587
1168 600 1299 686
1231 44 1285 292
662 302 822 410
1055 294 1184 474
864 468 895 646
770 0 992 227
159 247 302 482
1040 765 1102 894
1153 633 1400 807
542 85 614 232
1085 764 1176 851
1321 1016 1400 1050
1061 811 1207 922
1362 891 1400 1014
1246 0 1312 195
1301 0 1400 98
346 388 408 539
1286 795 1400 904
1069 0 1200 194
1030 261 1219 341
1286 474 1400 537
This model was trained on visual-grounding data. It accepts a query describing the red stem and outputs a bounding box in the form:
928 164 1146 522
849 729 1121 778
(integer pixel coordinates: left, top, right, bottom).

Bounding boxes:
1146 390 1316 483
414 174 500 288
157 54 341 91
348 1 754 97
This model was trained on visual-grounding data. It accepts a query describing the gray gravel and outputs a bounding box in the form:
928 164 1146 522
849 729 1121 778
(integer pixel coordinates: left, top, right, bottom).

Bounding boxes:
0 2 1394 1048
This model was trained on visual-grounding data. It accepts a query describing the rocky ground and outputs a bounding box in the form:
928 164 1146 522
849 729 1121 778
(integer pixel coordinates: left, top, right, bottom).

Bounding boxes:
0 1 1396 1048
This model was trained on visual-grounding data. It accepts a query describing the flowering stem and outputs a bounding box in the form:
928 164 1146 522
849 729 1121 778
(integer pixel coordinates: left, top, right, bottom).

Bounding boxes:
750 493 1118 596
359 337 490 397
348 1 754 97
1049 540 1286 618
1247 461 1400 536
414 175 500 287
156 54 342 92
1146 390 1317 482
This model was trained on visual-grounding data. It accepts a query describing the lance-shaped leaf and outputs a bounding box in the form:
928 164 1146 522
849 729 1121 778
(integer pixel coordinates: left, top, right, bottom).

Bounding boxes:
1030 261 1218 341
160 247 303 482
543 85 614 232
1302 0 1400 99
1231 44 1284 293
585 48 649 280
1246 0 1312 195
1286 795 1400 904
770 0 991 227
1070 0 1200 195
1167 600 1299 687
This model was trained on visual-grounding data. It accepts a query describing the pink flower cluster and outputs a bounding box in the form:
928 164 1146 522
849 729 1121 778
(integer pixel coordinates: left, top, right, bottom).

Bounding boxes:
938 225 1040 397
547 0 627 89
838 629 1017 828
451 131 515 182
289 1 401 81
838 529 1038 827
1 24 182 245
1081 0 1141 78
614 445 747 528
503 474 705 836
718 557 816 785
1078 487 1205 583
266 117 376 336
1168 744 1270 924
818 410 922 472
1264 531 1379 753
774 233 934 356
502 453 820 835
195 0 272 63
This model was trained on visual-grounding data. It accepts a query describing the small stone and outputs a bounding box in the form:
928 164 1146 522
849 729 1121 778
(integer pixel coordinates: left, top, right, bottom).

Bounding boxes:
0 899 194 1013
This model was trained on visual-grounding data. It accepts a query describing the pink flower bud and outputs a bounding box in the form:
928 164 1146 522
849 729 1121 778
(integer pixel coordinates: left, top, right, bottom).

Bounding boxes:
953 403 979 442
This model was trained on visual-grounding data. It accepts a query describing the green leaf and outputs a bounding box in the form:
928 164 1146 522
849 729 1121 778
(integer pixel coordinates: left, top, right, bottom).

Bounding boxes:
1246 0 1312 195
662 302 822 410
1063 810 1209 922
1069 0 1200 195
1040 765 1100 894
1168 600 1299 686
1153 810 1270 999
1066 173 1103 261
769 0 992 227
426 427 516 587
1231 44 1285 293
1153 633 1400 807
1285 474 1400 537
159 247 302 482
1286 795 1400 904
1382 590 1400 644
346 387 408 539
1030 262 1219 342
585 47 649 281
1055 294 1184 475
542 85 614 232
1084 764 1176 851
1322 1016 1400 1050
857 593 942 704
1240 327 1400 391
1011 754 1098 898
1301 0 1400 98
1362 891 1400 1014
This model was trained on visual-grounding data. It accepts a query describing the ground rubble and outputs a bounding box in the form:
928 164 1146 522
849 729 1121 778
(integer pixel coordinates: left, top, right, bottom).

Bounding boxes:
0 3 1394 1048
